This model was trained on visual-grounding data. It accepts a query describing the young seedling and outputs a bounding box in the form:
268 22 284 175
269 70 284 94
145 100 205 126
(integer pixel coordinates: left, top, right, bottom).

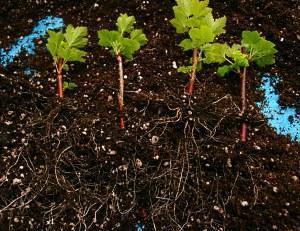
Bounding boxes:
170 0 226 96
205 31 277 142
98 13 147 129
46 25 88 98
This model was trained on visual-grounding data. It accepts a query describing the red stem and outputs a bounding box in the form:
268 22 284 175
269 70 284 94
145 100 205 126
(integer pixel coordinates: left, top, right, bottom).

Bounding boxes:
240 67 247 142
188 48 199 96
117 54 125 129
57 60 63 98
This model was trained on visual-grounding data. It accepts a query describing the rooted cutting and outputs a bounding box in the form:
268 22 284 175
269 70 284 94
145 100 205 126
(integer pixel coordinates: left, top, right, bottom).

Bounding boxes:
98 13 147 129
46 25 88 98
170 0 226 96
205 31 277 142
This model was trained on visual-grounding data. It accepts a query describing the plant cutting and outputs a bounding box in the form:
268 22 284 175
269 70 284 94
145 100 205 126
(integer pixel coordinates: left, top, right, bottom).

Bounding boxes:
46 25 88 98
98 13 147 129
204 31 277 142
170 0 226 96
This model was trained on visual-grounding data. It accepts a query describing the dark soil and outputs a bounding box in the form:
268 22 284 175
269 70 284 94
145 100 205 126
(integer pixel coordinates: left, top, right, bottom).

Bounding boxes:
0 0 299 230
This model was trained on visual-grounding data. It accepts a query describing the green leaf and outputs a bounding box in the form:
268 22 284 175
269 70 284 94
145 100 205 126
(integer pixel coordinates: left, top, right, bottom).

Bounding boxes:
227 44 242 56
63 81 77 91
212 16 226 35
46 30 64 59
170 18 186 34
254 53 276 67
59 47 87 62
232 53 249 68
175 0 210 18
204 43 229 63
117 13 135 35
189 26 214 47
191 0 211 18
217 65 233 77
250 39 277 67
130 29 147 46
179 39 194 51
170 6 189 33
170 0 212 33
120 38 140 60
199 13 226 36
241 30 277 67
241 31 261 46
64 25 88 48
175 0 194 17
225 44 249 68
178 65 193 74
98 29 121 47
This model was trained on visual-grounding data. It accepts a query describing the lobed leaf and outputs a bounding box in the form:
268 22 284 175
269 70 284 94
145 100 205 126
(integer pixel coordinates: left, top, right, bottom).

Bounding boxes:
170 6 189 33
58 44 87 62
250 39 277 67
189 26 214 47
98 29 121 47
64 25 88 48
175 0 210 18
241 31 261 47
130 29 147 46
175 0 195 17
204 43 229 64
199 13 226 36
46 30 64 59
179 39 194 51
120 38 140 60
170 0 212 33
241 30 277 67
212 16 226 36
117 13 135 35
217 65 233 77
191 0 211 18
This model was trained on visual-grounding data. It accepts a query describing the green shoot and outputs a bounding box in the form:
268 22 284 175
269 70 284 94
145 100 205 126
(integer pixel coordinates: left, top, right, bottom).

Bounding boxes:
46 25 88 98
98 13 147 129
170 0 226 95
205 31 277 142
63 81 78 91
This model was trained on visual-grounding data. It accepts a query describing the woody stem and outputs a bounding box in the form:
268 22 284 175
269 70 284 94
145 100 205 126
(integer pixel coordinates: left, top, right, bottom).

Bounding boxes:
56 60 64 98
240 67 247 142
188 48 199 96
117 54 125 129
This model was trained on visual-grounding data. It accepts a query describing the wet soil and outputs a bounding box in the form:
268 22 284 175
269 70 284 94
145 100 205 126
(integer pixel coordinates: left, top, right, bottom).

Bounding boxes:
0 0 299 230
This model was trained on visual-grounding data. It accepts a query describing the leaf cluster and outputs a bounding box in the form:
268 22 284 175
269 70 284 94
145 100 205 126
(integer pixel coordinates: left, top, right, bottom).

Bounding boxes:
46 25 88 68
170 0 226 51
204 31 277 76
98 14 147 60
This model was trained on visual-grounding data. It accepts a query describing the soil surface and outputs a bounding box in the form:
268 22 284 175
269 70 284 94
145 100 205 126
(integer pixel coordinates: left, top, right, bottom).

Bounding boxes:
0 0 299 230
